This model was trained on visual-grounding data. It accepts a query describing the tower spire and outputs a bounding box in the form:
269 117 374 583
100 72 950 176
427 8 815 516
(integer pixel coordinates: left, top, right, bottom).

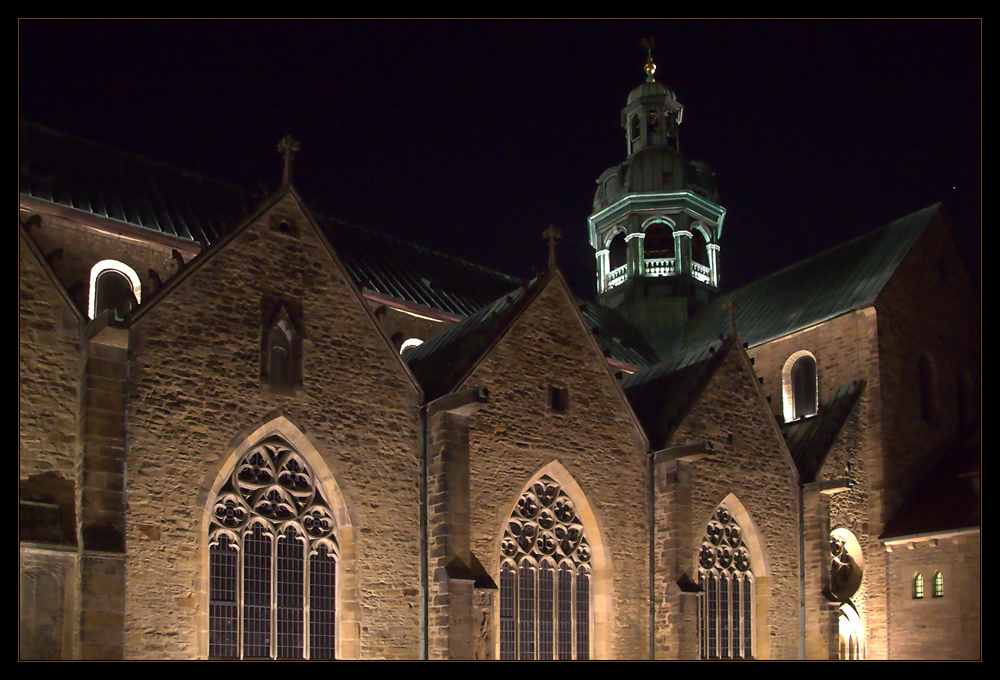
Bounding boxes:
641 36 657 82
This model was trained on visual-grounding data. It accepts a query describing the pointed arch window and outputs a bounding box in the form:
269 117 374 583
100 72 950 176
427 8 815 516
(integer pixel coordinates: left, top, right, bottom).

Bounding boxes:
932 571 944 598
782 351 819 421
699 505 753 659
499 476 592 660
208 436 337 659
912 572 924 599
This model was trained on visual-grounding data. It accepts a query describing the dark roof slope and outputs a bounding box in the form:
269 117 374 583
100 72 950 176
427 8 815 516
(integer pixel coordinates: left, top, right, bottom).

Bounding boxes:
620 338 730 450
20 122 253 245
880 428 981 540
781 380 867 483
681 205 941 350
319 215 524 318
405 285 531 400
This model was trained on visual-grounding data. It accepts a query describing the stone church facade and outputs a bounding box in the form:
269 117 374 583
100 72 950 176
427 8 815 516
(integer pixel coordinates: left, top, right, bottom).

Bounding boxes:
19 61 979 660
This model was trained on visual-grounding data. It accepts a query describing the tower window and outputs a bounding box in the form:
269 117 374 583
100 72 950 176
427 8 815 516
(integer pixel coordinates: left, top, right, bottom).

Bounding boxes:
913 572 924 599
209 436 338 659
499 476 592 660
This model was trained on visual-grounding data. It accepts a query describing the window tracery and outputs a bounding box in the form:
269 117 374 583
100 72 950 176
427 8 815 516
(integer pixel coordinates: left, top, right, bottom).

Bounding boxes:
499 476 591 660
209 436 337 659
698 505 753 659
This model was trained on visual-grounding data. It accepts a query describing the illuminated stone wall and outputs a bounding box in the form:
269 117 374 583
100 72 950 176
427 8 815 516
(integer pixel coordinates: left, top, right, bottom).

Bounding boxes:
456 275 650 660
125 193 422 659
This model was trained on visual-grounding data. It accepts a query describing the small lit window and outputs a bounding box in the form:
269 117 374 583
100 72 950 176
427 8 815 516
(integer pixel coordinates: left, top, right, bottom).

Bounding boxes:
932 571 944 598
782 351 818 422
400 338 423 355
88 260 141 320
913 573 924 599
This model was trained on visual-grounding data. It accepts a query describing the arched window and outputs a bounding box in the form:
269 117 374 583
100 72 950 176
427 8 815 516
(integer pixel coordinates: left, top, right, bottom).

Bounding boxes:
691 230 710 268
644 221 675 260
608 232 627 271
782 351 818 421
791 355 818 419
912 573 924 599
919 354 936 423
699 504 753 659
932 571 944 598
499 475 592 660
208 436 338 659
88 259 141 320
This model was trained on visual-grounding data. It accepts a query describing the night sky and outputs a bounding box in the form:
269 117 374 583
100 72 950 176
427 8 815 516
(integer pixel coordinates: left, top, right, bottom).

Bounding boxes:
19 20 981 298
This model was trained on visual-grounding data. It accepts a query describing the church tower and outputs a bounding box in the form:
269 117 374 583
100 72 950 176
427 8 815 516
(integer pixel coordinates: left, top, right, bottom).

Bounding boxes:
589 41 726 353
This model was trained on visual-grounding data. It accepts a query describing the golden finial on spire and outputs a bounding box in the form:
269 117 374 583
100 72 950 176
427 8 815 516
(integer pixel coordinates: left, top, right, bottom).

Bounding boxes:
641 36 656 81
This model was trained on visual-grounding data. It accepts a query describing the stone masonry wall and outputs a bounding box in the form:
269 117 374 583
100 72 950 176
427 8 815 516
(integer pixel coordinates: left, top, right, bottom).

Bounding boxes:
459 275 650 660
664 346 801 660
886 534 980 660
874 218 980 519
22 210 193 319
125 194 422 659
19 232 83 487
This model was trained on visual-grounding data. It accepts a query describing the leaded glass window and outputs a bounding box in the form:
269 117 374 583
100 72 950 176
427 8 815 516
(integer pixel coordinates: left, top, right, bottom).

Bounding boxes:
208 436 338 659
699 505 753 659
913 572 924 599
932 571 944 598
499 476 593 660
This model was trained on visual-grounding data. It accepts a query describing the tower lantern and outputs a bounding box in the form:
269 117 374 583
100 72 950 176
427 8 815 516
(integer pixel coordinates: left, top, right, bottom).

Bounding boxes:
588 40 727 353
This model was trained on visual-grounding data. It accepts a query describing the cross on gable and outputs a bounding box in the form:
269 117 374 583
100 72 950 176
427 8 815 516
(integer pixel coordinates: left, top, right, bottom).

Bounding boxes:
722 298 738 338
542 225 562 270
278 135 301 186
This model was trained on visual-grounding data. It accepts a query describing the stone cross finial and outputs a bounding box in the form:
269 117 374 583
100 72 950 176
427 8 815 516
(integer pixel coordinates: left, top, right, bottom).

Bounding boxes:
278 135 301 186
542 225 562 270
722 298 738 338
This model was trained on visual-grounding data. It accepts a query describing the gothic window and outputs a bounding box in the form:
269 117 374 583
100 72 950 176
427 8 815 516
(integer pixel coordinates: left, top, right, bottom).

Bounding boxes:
932 571 944 598
912 572 924 599
262 302 303 392
499 476 592 660
88 259 141 320
699 505 753 659
208 436 337 659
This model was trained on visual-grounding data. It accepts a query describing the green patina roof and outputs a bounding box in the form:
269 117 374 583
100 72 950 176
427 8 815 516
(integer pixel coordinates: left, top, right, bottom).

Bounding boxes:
20 122 253 245
681 205 942 351
781 380 867 483
319 215 524 319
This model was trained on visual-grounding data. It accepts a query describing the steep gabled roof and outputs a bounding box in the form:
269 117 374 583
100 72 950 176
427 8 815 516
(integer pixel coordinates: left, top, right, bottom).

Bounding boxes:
20 122 253 245
620 338 730 450
881 427 981 541
781 380 867 483
318 215 524 319
681 205 942 350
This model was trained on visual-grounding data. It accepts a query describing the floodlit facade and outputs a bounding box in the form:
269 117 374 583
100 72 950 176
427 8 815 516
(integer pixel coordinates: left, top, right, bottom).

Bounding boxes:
19 57 979 660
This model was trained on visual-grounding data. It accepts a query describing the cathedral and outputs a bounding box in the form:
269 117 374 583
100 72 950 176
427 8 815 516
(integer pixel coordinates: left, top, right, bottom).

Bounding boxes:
18 50 980 660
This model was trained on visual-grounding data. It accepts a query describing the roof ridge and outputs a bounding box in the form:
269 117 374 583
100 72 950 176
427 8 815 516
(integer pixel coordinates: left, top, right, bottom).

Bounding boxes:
726 204 941 296
20 120 254 196
319 213 524 284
